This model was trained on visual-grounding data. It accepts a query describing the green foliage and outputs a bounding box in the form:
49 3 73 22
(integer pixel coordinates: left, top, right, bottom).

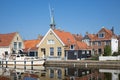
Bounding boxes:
112 52 119 56
118 46 120 54
103 45 111 56
86 54 99 60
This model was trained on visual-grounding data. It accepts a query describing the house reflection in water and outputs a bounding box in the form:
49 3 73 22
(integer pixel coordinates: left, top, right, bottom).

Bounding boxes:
0 67 119 80
39 67 105 80
40 67 65 80
64 68 104 80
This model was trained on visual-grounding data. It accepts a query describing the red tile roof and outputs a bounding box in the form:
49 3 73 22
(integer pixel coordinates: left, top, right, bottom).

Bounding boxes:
0 32 17 47
0 76 10 80
54 29 76 45
54 29 89 50
87 34 95 40
76 41 90 50
72 34 83 41
92 27 117 41
24 39 40 51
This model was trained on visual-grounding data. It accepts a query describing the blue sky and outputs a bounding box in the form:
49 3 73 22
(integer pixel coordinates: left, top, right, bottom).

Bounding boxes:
0 0 120 39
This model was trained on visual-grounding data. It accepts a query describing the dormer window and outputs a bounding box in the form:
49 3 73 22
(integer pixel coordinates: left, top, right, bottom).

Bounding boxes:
98 32 105 38
70 45 75 50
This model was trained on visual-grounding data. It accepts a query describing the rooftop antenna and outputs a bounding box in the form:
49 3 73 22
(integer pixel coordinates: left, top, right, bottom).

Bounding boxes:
49 4 56 29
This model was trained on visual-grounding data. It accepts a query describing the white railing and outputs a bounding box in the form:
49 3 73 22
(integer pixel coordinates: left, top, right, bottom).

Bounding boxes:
99 56 120 61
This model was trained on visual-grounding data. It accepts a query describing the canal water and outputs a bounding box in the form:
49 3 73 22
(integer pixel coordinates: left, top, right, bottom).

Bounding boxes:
0 66 120 80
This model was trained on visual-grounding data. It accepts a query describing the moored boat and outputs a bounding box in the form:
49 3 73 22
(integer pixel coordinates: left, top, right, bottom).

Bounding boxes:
0 54 45 67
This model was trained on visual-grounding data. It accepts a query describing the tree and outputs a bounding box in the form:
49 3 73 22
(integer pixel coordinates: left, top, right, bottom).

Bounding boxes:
103 45 111 56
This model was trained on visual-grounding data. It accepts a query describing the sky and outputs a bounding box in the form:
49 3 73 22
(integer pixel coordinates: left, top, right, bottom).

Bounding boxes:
0 0 120 40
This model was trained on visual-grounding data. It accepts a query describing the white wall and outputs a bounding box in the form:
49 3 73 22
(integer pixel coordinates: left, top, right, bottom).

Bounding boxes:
0 47 10 59
99 56 120 61
111 38 118 54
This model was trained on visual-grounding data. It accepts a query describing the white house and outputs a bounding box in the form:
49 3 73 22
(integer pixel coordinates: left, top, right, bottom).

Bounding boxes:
0 32 24 59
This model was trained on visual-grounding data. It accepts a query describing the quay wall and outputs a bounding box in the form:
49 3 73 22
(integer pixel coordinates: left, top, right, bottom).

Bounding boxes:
44 60 120 69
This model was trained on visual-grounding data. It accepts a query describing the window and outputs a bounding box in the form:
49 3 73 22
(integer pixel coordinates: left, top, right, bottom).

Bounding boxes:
98 32 105 38
105 41 109 45
98 41 101 46
93 42 95 45
18 42 22 49
17 37 19 41
50 47 54 56
70 45 75 50
57 69 62 79
47 40 55 44
57 47 62 56
74 52 77 55
14 42 17 50
82 51 85 54
87 51 89 54
50 69 54 78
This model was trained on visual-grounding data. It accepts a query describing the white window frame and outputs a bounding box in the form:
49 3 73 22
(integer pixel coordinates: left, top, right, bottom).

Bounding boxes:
82 51 85 54
47 40 55 44
49 47 54 56
98 32 105 38
57 47 62 56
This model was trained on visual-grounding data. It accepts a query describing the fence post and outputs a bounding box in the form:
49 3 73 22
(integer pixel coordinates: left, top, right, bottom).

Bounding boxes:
31 60 33 70
6 61 7 68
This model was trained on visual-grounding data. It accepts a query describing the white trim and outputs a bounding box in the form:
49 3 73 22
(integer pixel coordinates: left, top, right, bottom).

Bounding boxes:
37 28 65 47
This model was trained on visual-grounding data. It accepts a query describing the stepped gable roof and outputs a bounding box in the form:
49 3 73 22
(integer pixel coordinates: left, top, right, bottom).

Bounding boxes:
53 29 76 45
24 39 40 51
0 32 16 47
92 27 117 41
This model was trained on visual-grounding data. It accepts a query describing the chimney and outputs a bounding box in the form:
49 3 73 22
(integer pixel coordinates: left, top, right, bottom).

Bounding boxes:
38 34 43 40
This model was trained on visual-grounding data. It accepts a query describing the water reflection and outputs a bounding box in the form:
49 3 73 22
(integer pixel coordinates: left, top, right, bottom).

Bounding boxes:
0 66 120 80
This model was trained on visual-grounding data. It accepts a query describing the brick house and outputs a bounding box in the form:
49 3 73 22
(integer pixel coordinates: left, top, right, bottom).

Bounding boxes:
83 27 118 55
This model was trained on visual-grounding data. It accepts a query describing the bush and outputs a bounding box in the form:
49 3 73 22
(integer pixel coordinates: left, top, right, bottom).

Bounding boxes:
103 45 111 56
112 52 119 56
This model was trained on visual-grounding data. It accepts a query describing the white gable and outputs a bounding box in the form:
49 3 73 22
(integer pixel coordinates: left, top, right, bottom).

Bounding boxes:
37 28 65 47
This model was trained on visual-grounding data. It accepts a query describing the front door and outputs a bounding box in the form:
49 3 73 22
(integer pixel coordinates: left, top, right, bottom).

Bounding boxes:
41 48 46 58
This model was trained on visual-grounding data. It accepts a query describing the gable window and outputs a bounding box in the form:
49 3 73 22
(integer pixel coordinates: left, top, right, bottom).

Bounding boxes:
50 47 54 56
47 40 55 44
98 32 105 38
17 37 19 41
14 42 17 50
70 45 75 50
57 47 62 56
18 42 22 49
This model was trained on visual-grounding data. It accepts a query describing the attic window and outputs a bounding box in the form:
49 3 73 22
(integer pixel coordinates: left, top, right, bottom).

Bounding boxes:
98 32 105 38
67 38 70 42
70 45 75 50
50 31 53 35
47 40 55 44
17 37 19 41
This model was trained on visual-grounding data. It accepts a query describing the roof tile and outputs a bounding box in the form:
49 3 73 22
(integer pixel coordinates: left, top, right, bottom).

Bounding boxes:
0 32 16 47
